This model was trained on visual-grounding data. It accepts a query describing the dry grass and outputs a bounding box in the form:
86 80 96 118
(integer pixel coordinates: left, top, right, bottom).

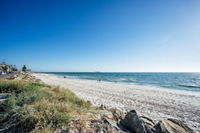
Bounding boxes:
0 79 92 133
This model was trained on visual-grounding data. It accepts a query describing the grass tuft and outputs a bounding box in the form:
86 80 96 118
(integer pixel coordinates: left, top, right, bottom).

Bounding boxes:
0 79 92 132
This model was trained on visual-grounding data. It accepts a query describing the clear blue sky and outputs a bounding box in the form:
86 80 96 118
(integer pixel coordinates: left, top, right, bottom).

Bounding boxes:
1 0 200 72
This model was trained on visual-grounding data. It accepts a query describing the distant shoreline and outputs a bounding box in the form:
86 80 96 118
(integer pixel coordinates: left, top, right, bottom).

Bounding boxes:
39 72 200 93
33 73 200 131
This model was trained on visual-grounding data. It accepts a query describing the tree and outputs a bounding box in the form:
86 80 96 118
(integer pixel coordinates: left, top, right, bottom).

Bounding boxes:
22 65 27 72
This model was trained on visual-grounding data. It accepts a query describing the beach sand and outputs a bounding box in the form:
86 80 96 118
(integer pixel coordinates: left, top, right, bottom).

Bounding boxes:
33 73 200 131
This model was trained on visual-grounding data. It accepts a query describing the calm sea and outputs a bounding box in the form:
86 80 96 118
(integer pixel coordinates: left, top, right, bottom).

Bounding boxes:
43 72 200 92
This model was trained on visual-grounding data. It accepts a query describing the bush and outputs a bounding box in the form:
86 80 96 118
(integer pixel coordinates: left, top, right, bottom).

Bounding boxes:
50 87 91 110
0 81 47 112
0 80 27 93
0 80 45 93
16 89 50 106
0 80 92 132
1 100 71 132
1 94 17 112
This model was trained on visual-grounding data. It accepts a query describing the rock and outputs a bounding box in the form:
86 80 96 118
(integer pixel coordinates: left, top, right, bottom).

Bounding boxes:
120 110 153 133
8 74 17 79
154 119 194 133
100 104 106 110
68 112 125 133
140 116 156 133
91 119 102 123
105 113 113 119
112 109 125 122
141 116 156 128
14 76 22 80
104 118 121 131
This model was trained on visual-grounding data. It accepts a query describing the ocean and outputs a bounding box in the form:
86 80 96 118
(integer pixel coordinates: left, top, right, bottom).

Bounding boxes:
43 72 200 92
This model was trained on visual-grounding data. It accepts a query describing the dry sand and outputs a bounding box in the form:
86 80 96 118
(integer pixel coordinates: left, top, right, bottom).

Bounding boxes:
33 73 200 131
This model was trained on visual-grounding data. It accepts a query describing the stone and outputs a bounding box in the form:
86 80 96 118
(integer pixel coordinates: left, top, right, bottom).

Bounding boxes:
112 109 125 122
104 118 121 131
105 113 113 119
141 116 156 128
100 104 106 110
154 119 194 133
141 116 156 132
120 110 153 133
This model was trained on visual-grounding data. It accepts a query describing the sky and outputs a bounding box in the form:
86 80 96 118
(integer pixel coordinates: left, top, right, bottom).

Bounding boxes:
0 0 200 72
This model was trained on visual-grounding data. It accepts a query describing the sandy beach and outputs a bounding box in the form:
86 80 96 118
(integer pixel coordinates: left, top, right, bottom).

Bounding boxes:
33 73 200 131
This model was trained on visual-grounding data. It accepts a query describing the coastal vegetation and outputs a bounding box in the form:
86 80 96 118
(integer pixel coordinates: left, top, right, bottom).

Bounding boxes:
0 79 91 132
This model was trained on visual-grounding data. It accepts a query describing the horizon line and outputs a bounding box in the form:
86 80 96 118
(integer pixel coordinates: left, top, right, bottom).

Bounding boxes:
34 71 200 73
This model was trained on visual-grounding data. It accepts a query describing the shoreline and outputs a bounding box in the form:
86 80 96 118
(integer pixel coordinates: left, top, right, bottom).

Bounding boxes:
45 73 200 96
33 73 200 131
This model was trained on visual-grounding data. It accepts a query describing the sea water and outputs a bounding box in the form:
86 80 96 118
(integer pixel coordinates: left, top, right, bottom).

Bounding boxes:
43 72 200 92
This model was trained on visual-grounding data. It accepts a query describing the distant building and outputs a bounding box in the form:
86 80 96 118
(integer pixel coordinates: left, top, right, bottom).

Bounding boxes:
0 71 6 75
0 67 5 75
0 64 19 74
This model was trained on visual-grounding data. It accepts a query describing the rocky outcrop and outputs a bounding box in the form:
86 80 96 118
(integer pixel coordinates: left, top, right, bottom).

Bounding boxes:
141 116 155 129
154 119 195 133
120 110 194 133
141 116 156 132
67 109 195 133
120 110 154 133
67 112 125 133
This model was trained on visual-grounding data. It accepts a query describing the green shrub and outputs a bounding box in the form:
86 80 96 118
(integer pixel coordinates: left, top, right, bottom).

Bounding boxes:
0 80 27 93
0 80 45 93
16 89 50 106
0 80 92 132
0 81 48 112
50 87 91 110
1 94 17 112
1 100 71 132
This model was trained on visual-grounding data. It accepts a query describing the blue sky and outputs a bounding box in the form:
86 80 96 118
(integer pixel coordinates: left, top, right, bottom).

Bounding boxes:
0 0 200 72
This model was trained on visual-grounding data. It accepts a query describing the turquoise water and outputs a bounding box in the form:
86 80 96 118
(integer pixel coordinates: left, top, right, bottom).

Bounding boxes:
43 72 200 92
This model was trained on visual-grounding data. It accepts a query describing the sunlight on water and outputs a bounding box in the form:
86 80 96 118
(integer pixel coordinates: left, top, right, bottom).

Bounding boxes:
43 72 200 92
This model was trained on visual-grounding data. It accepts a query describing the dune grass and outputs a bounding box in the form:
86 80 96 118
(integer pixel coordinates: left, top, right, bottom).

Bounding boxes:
0 80 92 132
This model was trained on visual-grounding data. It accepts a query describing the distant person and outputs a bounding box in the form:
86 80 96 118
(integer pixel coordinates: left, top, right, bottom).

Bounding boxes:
64 76 66 78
